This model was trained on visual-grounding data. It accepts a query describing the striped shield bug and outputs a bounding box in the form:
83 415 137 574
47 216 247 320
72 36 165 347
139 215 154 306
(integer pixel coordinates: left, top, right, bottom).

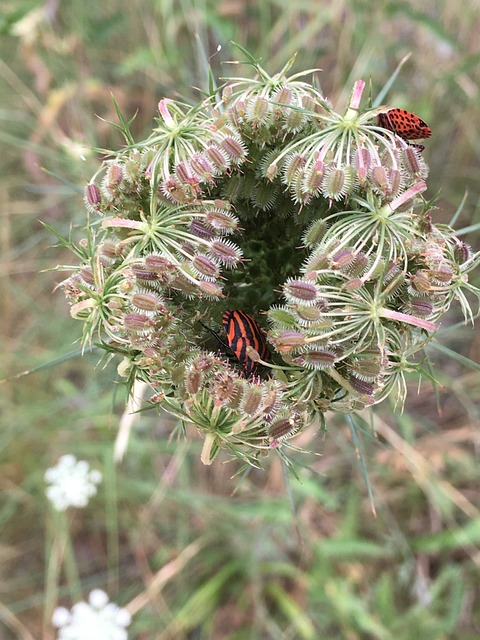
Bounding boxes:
201 310 270 378
222 310 270 377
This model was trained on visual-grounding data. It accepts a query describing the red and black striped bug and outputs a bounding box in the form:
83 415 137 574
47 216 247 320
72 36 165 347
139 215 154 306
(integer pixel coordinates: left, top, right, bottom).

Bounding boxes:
201 310 270 378
223 310 270 377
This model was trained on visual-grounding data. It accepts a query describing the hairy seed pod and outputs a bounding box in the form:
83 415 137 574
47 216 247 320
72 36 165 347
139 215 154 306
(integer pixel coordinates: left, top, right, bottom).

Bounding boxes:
284 278 319 303
205 146 229 172
274 331 306 352
406 297 434 318
123 313 153 332
387 168 402 195
192 254 220 280
332 250 356 270
175 161 193 183
349 376 374 396
409 272 431 295
284 106 307 132
321 165 353 201
269 417 299 442
131 292 165 313
84 183 102 208
268 307 298 326
100 240 120 260
355 147 371 183
220 136 246 163
189 220 215 240
283 153 305 184
212 371 237 403
246 96 271 125
242 386 263 415
349 349 383 381
296 349 336 369
273 86 292 107
453 238 471 264
208 239 242 266
145 254 174 273
295 304 325 321
302 159 325 194
79 266 94 285
105 163 123 190
402 145 428 178
205 209 238 232
131 262 160 282
190 153 215 180
197 280 224 298
303 219 328 248
372 166 388 191
303 250 330 271
185 367 203 394
343 277 364 291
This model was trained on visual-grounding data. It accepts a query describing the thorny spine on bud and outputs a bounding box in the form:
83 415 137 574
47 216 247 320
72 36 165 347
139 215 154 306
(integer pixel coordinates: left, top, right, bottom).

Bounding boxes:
59 53 480 467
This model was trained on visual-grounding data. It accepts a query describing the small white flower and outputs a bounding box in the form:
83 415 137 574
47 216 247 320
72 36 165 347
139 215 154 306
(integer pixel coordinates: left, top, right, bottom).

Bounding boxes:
44 454 102 511
52 590 131 640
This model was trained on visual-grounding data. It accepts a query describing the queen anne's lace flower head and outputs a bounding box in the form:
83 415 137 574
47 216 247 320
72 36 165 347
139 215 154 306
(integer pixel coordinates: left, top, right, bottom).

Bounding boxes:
45 455 102 511
59 54 480 467
52 589 131 640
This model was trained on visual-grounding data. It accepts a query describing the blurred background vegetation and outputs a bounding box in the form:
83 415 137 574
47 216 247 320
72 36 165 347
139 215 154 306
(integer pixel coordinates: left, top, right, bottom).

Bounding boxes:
1 0 480 638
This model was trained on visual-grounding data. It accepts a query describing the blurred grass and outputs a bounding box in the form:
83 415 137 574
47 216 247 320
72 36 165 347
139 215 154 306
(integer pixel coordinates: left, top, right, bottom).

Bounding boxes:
1 0 480 638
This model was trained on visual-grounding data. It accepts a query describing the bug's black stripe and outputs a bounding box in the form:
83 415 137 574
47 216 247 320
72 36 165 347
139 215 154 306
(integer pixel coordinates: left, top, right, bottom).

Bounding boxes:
243 311 269 362
231 310 253 365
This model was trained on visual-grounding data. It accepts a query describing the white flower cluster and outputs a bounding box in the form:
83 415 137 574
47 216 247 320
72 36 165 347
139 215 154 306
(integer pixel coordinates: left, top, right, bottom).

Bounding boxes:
52 589 131 640
44 454 102 511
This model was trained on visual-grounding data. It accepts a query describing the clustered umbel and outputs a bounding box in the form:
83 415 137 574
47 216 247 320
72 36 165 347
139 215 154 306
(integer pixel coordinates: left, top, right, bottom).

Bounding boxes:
61 55 479 466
